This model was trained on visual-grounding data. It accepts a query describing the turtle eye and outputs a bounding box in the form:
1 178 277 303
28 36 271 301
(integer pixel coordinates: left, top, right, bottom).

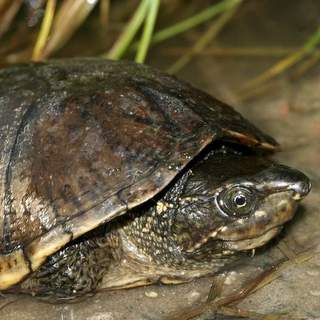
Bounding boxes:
217 186 257 218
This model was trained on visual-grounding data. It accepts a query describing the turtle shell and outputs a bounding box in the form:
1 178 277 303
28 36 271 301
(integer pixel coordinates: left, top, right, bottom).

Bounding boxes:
0 58 277 289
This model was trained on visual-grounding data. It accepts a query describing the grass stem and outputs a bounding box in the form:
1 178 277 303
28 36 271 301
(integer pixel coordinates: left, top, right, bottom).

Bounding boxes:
239 25 320 94
32 0 56 61
167 0 241 73
105 0 149 60
135 0 160 63
151 0 241 45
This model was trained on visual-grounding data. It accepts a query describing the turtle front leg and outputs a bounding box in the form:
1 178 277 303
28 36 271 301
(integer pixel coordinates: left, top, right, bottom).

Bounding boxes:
19 232 115 299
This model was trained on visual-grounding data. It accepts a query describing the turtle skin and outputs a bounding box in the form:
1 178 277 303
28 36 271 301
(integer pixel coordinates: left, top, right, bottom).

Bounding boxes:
0 58 277 292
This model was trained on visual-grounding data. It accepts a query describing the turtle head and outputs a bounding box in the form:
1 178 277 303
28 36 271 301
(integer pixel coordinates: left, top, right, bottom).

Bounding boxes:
173 153 311 256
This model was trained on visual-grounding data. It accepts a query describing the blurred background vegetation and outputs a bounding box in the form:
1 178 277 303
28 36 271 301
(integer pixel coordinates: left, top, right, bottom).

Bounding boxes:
1 0 320 100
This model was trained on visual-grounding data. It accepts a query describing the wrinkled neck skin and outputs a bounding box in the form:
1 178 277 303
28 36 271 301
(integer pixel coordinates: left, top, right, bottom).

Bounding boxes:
120 169 232 272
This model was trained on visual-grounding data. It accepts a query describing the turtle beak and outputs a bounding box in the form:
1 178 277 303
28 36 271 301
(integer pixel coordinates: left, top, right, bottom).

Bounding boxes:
287 171 312 200
256 164 312 201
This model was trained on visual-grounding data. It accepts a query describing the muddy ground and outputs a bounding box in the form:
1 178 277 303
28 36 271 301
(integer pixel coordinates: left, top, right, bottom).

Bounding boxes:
0 1 319 319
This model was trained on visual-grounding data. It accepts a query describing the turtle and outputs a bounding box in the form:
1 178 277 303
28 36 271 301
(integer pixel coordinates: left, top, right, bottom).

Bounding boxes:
0 58 311 299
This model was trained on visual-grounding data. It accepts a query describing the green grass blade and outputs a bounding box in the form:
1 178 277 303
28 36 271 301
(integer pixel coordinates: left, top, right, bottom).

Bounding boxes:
135 0 160 63
239 25 320 94
168 0 242 73
151 0 241 45
105 0 149 60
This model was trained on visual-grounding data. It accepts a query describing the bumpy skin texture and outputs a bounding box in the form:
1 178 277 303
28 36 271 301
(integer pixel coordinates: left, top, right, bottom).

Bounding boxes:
0 58 278 292
21 231 113 297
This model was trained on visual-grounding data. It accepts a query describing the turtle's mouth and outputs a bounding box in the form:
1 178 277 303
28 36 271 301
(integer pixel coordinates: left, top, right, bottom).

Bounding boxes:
222 225 283 251
186 225 283 254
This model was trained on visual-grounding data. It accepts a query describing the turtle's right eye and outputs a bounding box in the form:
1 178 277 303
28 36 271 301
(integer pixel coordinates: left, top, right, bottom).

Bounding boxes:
217 186 257 218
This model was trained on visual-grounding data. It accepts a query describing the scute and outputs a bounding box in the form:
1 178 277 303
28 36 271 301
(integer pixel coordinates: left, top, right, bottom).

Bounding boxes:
0 58 277 289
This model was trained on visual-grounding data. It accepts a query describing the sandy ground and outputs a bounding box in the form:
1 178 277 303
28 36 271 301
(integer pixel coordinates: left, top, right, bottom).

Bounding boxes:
1 1 320 319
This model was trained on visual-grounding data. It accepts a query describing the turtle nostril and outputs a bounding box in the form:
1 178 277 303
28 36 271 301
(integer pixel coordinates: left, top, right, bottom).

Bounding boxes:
290 177 312 200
